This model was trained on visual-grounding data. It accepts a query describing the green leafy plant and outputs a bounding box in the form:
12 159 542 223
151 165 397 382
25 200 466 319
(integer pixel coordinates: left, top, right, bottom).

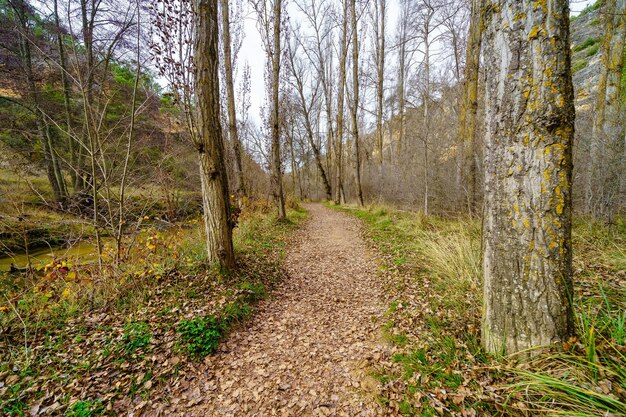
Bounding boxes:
122 321 151 355
177 316 224 358
65 400 104 417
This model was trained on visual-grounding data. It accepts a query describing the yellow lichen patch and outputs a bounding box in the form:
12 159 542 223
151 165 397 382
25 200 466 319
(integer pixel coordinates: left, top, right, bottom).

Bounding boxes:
533 0 548 12
543 167 554 182
529 26 541 40
514 11 527 21
543 66 553 78
523 218 531 229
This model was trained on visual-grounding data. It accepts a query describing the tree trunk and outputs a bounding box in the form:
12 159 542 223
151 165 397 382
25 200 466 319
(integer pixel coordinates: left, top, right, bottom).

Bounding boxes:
351 0 364 206
194 0 235 268
375 0 386 164
220 0 246 199
587 0 626 220
287 125 301 199
334 0 348 205
270 0 286 219
286 41 332 201
397 2 408 153
16 2 67 204
422 23 430 216
53 0 78 191
458 0 483 217
482 0 575 354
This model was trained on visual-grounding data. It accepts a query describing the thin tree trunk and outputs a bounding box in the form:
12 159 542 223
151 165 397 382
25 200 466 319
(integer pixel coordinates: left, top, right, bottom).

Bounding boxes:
458 0 483 216
16 3 67 204
334 0 348 205
286 41 332 201
423 28 430 216
220 0 246 199
116 2 141 265
77 0 96 192
482 0 575 354
53 0 77 191
350 0 364 206
587 0 626 220
194 0 235 268
287 125 300 199
270 0 286 219
397 3 408 153
375 0 386 164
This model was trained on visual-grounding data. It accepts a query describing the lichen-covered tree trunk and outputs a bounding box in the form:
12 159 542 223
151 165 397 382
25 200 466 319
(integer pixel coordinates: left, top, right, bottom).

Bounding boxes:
482 0 575 354
458 0 483 216
220 0 246 200
194 0 234 268
587 0 626 220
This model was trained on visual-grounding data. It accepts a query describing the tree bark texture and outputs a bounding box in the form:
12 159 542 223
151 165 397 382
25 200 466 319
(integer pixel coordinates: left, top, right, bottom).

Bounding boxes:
482 0 575 354
194 0 235 268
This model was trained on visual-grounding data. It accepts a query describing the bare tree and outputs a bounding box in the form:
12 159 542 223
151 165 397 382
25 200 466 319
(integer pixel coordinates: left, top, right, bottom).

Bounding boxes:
350 0 364 206
220 0 246 199
8 0 68 204
286 27 333 200
372 0 386 164
251 0 286 219
481 0 575 354
334 0 349 204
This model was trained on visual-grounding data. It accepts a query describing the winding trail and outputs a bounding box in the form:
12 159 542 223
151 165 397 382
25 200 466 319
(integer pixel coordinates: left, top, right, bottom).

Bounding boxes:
153 204 388 416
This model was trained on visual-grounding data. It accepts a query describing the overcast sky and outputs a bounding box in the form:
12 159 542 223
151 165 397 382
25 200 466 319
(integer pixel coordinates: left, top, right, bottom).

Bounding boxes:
237 0 595 125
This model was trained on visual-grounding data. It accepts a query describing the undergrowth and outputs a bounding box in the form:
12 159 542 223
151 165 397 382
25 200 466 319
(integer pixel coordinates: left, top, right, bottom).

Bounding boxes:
331 202 625 416
0 201 307 416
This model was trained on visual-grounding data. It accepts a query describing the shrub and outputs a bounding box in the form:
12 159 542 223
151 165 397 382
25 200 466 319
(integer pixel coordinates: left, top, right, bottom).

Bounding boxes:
586 43 600 57
574 37 597 52
572 60 588 73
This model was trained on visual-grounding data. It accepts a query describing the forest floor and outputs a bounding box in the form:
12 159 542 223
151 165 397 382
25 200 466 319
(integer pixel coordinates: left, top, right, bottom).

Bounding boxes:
149 204 390 416
2 202 624 416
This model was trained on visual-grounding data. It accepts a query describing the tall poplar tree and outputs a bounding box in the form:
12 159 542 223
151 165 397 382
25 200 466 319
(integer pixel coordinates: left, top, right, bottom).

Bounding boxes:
194 0 235 268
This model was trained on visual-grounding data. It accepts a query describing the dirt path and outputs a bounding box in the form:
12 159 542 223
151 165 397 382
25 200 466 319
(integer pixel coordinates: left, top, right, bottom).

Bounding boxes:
152 204 388 416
